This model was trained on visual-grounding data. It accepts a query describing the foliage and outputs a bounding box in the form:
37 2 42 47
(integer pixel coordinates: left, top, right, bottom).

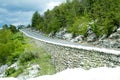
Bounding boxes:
0 28 25 66
5 67 16 76
2 24 9 29
31 11 44 30
8 68 23 77
30 0 120 37
15 37 56 76
68 16 89 36
18 51 37 65
5 67 23 77
9 25 18 33
0 26 55 77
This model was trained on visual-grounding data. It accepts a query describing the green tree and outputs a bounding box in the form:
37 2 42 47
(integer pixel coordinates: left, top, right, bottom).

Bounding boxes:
31 11 43 30
2 24 9 29
9 25 18 33
30 0 120 37
0 28 25 65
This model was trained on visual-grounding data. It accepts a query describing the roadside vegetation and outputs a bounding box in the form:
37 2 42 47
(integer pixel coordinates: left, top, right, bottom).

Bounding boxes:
0 25 55 77
22 38 55 76
0 25 24 66
31 0 120 37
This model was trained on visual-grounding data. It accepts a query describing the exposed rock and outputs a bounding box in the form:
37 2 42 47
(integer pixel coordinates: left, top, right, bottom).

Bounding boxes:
63 33 73 41
87 27 97 42
97 39 120 48
99 34 107 41
55 28 67 39
27 64 40 77
117 27 120 34
97 39 110 48
17 64 40 80
48 31 54 37
0 65 8 74
109 33 120 39
112 26 118 32
8 62 19 70
71 35 84 43
118 39 120 42
0 65 8 78
97 27 120 48
87 33 97 42
110 40 120 48
87 27 93 35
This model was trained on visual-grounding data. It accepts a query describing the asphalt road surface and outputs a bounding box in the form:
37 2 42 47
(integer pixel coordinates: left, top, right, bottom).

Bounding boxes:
20 28 120 55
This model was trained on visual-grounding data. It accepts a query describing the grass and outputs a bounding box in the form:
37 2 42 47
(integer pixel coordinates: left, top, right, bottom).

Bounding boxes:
6 35 55 77
26 37 55 76
7 68 23 77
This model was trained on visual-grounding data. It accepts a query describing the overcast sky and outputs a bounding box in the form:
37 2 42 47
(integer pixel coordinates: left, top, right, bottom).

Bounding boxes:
0 0 66 27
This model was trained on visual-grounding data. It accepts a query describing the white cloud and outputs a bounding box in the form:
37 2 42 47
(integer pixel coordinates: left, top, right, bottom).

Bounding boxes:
41 1 62 14
47 1 61 10
0 0 66 26
8 11 34 25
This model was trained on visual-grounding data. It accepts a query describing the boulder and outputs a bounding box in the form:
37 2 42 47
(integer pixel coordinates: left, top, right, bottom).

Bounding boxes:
8 62 19 70
87 26 97 42
87 33 97 42
117 27 120 34
99 34 107 41
55 29 67 39
99 39 111 48
109 33 120 39
97 39 120 48
110 40 120 48
87 27 93 35
71 35 84 43
63 33 73 41
48 31 54 37
0 65 8 78
112 26 118 32
28 64 40 77
17 64 40 80
0 65 8 74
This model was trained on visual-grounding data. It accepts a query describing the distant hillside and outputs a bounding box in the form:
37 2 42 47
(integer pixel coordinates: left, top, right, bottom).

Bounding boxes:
30 0 120 38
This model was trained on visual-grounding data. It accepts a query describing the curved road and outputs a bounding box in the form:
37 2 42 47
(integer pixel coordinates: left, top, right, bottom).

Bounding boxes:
20 28 120 55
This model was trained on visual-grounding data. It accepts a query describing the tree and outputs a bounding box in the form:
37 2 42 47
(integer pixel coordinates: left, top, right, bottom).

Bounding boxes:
9 25 18 33
31 11 43 30
2 24 9 29
30 0 120 37
0 29 25 65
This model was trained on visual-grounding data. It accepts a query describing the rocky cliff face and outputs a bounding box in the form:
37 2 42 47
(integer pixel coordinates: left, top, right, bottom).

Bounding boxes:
96 27 120 48
0 63 40 80
49 27 120 49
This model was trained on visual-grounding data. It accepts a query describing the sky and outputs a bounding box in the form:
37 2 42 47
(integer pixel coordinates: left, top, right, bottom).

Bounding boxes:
0 0 66 27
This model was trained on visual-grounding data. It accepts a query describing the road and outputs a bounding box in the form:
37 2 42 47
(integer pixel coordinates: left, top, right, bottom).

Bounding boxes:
20 28 120 55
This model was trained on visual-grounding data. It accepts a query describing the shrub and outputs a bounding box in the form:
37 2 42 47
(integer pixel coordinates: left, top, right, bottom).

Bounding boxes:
5 67 16 76
18 51 37 65
9 68 23 77
68 17 89 36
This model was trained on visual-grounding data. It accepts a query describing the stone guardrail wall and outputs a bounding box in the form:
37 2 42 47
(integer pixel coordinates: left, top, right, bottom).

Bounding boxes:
21 29 120 72
34 39 120 72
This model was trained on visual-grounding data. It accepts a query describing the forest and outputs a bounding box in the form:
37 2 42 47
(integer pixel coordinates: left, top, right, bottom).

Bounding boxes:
31 0 120 37
0 25 25 65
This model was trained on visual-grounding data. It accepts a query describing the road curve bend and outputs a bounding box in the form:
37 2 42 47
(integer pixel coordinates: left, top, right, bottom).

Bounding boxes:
20 29 120 55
